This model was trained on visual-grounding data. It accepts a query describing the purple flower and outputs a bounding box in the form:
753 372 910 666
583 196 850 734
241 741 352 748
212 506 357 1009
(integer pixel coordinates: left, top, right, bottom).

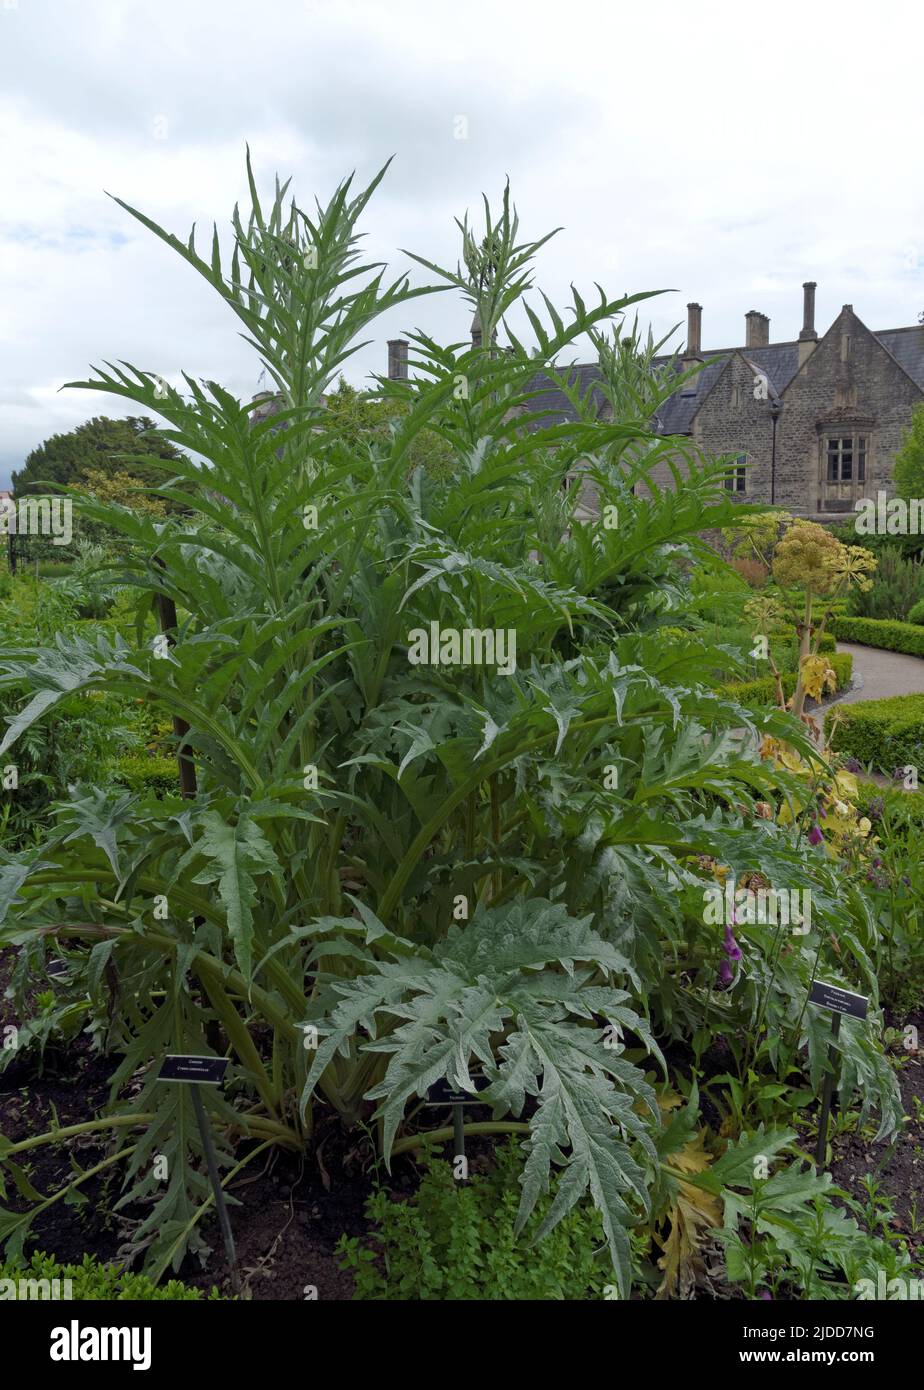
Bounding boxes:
843 758 861 774
807 824 824 846
715 958 735 991
868 797 885 822
723 924 743 962
872 857 882 869
758 1289 772 1301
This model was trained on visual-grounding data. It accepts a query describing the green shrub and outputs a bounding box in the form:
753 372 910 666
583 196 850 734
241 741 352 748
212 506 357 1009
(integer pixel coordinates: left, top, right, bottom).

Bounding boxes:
825 694 924 771
34 561 75 580
689 569 754 626
722 651 852 708
847 549 924 620
832 616 924 657
0 1251 219 1300
703 625 836 691
907 598 924 626
336 1142 611 1300
107 754 180 795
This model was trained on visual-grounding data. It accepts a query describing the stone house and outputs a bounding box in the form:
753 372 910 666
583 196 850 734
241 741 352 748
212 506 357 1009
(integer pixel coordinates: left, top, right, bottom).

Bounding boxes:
512 286 924 520
280 290 924 523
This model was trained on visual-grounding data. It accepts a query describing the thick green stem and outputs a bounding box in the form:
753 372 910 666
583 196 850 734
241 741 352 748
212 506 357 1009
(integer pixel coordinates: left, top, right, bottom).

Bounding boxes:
2 1114 155 1156
790 589 814 720
390 1121 530 1155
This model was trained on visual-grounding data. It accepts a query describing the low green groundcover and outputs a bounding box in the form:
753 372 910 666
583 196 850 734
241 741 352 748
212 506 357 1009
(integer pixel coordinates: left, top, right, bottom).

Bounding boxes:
0 1251 219 1300
336 1142 611 1300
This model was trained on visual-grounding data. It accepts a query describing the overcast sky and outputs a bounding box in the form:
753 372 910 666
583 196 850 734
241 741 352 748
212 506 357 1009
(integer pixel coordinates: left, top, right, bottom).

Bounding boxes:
1 0 922 489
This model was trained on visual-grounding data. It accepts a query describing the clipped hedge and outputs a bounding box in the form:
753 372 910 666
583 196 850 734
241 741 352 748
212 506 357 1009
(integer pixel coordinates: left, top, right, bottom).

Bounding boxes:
0 1250 219 1300
832 616 924 657
825 694 924 771
722 650 853 709
107 754 180 795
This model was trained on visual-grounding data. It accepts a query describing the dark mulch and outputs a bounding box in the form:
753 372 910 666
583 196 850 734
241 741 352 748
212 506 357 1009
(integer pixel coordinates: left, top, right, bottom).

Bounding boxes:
2 944 922 1300
825 1007 924 1261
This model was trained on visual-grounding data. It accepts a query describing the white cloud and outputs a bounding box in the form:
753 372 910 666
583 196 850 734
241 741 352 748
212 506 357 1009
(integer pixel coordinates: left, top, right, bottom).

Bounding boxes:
1 0 922 486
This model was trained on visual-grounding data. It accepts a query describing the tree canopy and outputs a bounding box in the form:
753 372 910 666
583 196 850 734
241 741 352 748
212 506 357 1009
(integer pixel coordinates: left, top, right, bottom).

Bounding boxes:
12 415 186 495
893 402 924 505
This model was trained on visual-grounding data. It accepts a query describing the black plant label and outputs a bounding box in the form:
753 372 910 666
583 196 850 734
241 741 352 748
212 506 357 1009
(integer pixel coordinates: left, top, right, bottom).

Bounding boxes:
808 980 869 1019
425 1074 490 1107
158 1054 230 1084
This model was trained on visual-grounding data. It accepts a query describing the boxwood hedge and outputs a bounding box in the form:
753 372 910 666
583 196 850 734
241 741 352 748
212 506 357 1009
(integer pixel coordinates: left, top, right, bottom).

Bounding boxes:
832 617 924 658
825 694 924 771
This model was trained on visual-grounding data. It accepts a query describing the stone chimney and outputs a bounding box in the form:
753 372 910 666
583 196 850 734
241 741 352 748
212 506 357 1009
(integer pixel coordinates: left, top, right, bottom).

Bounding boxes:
686 302 702 357
798 282 818 366
678 302 703 393
799 282 818 340
745 311 770 349
387 339 409 381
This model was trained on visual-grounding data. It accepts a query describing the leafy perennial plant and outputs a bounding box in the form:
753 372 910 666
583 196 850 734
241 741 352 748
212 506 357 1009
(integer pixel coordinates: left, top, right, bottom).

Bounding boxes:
0 158 901 1292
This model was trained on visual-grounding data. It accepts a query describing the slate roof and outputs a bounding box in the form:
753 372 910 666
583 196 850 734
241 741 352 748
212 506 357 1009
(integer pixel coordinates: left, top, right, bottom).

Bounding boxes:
523 323 924 435
521 363 610 427
877 326 924 390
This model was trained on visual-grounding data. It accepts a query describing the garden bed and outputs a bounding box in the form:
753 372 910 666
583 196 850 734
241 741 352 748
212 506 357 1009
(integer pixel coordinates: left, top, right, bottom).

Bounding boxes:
3 986 921 1300
2 163 922 1309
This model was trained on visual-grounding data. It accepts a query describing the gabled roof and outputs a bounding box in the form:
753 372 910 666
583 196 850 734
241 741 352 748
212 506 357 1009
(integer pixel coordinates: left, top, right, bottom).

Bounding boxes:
875 326 924 390
523 322 924 435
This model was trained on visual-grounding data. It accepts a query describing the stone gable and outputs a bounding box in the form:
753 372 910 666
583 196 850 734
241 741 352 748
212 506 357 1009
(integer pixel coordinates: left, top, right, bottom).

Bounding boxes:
522 289 924 519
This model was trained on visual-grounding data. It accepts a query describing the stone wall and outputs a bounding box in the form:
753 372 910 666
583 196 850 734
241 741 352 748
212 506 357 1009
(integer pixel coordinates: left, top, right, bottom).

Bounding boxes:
772 307 923 516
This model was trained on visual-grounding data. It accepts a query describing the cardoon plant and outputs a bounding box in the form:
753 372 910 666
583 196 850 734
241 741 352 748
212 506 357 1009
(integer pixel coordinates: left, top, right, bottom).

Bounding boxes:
0 158 899 1289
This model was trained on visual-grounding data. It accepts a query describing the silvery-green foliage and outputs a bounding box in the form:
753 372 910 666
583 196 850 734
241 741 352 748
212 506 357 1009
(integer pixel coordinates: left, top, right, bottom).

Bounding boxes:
0 156 899 1281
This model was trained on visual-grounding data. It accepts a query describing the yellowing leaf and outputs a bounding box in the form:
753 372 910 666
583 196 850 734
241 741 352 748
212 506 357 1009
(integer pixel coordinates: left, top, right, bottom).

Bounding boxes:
656 1131 722 1299
800 654 837 701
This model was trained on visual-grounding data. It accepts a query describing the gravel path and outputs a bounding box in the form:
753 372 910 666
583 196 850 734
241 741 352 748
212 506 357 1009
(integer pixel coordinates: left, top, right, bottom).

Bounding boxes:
832 641 924 705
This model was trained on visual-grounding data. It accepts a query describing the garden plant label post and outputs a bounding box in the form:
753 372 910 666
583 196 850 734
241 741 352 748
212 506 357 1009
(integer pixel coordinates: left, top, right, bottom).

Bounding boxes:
808 982 870 1168
157 1056 240 1293
424 1077 490 1181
